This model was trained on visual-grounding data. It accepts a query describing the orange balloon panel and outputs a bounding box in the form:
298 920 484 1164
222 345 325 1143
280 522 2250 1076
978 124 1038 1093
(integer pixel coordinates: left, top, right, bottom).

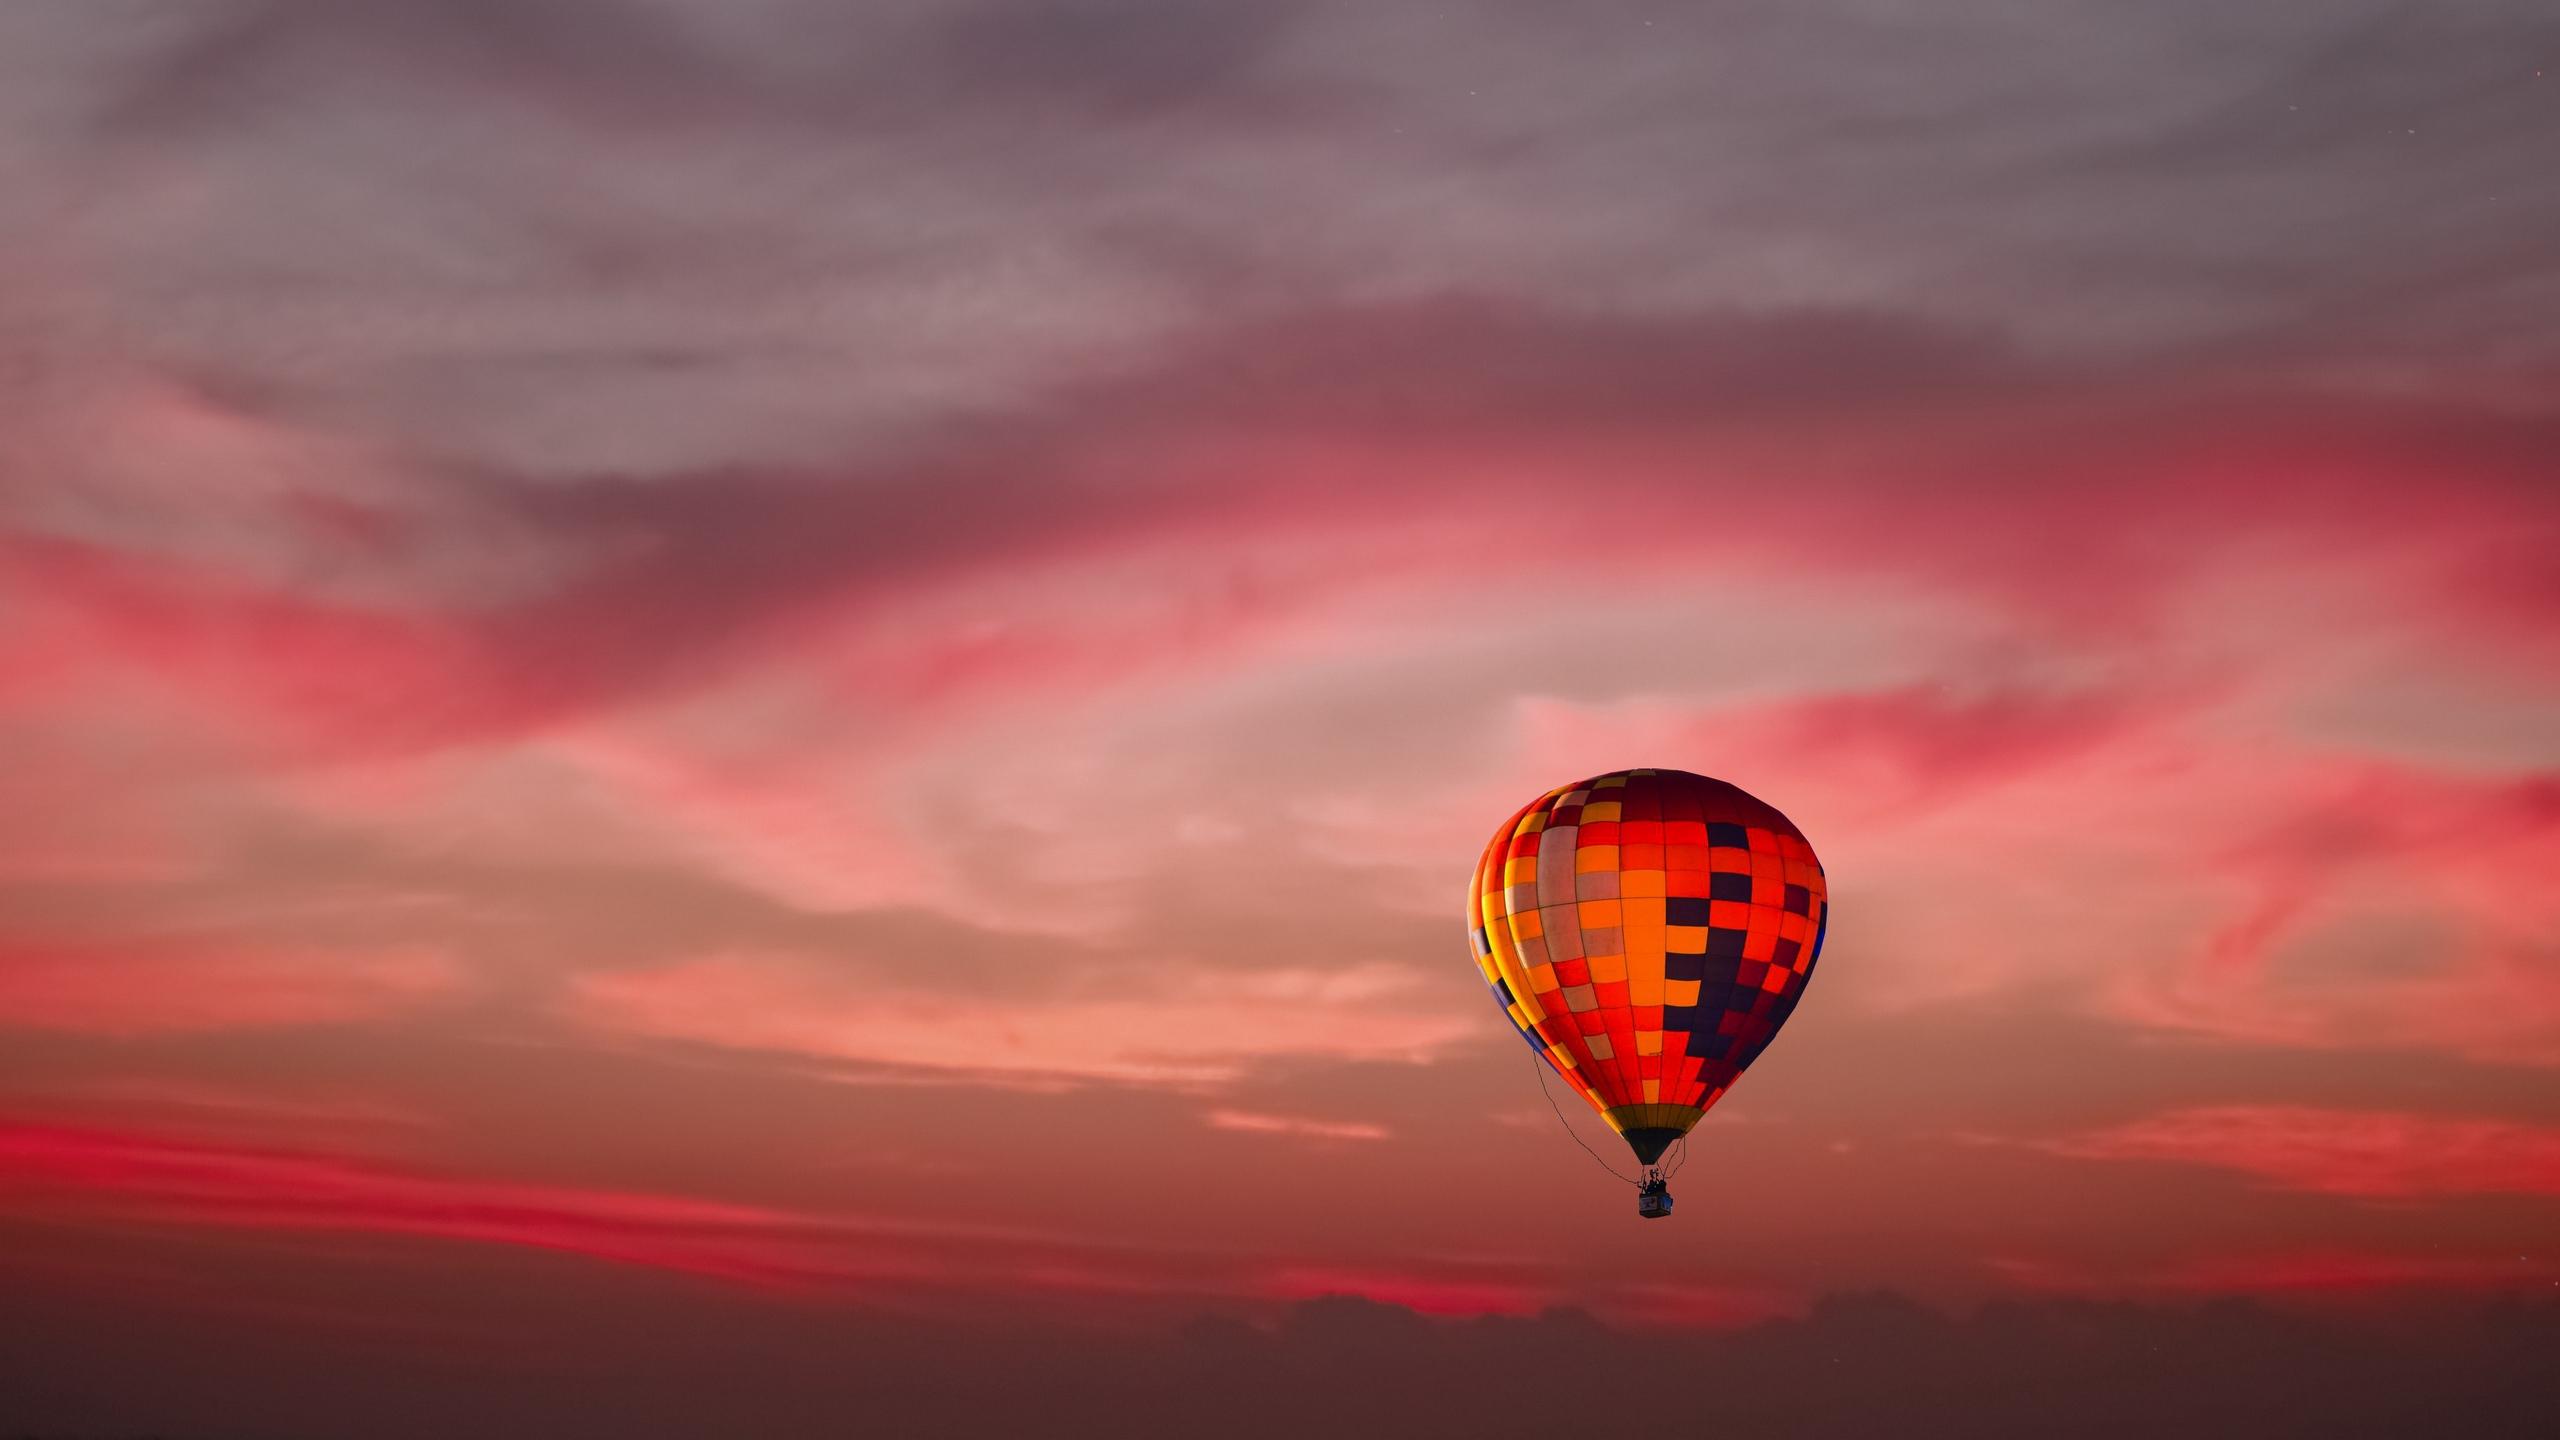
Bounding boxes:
1468 769 1827 1166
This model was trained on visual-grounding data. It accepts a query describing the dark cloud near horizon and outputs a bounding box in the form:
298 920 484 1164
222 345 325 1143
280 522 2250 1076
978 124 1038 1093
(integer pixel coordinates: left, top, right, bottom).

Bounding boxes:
2 1242 2552 1440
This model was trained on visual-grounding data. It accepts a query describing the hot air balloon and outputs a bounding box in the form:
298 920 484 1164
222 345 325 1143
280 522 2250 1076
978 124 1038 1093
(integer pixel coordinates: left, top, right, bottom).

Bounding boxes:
1468 769 1826 1218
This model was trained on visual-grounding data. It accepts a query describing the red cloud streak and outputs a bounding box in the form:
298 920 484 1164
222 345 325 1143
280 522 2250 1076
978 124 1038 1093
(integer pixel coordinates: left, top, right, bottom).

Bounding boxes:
2042 1105 2560 1198
1261 1265 1548 1318
0 1121 867 1288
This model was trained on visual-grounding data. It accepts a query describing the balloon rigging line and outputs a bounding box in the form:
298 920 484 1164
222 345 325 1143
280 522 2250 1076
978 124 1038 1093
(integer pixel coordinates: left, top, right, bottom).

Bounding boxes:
1531 1052 1640 1187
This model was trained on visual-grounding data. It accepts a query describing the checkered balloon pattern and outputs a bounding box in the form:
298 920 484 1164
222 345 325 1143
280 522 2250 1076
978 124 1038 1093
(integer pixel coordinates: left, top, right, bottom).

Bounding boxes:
1469 769 1827 1166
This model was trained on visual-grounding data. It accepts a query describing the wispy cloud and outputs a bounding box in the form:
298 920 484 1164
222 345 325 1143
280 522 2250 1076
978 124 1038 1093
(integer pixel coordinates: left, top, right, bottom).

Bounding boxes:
0 942 461 1036
0 1117 1246 1302
2027 1104 2560 1200
1204 1109 1390 1142
566 953 1477 1087
0 1119 909 1288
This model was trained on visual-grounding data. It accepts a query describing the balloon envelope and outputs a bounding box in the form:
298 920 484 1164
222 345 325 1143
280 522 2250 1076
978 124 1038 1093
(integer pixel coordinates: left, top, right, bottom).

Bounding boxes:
1468 769 1827 1165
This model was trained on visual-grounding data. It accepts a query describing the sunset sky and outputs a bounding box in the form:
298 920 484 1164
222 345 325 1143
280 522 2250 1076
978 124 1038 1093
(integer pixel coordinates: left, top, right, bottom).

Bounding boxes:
2 2 2555 1434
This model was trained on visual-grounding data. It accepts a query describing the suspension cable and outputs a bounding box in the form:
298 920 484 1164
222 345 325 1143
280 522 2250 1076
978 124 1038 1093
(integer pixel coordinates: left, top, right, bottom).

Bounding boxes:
1531 1053 1640 1187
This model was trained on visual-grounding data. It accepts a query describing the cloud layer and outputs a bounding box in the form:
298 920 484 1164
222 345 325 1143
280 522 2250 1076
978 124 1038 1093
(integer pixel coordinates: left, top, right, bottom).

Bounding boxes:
0 3 2554 1428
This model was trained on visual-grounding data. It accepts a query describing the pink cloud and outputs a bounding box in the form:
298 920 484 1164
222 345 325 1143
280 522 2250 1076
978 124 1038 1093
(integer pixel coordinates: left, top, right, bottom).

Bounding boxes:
1507 671 2557 1057
2203 766 2560 976
528 728 955 917
1512 679 2182 827
1 294 2555 1347
2110 761 2560 1063
5 345 2550 986
10 328 2549 781
0 718 200 884
0 942 462 1036
0 1120 1228 1303
2033 1104 2560 1199
567 953 1478 1087
1204 1109 1392 1142
15 1076 444 1159
0 534 528 755
0 1118 1641 1321
0 1121 848 1287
